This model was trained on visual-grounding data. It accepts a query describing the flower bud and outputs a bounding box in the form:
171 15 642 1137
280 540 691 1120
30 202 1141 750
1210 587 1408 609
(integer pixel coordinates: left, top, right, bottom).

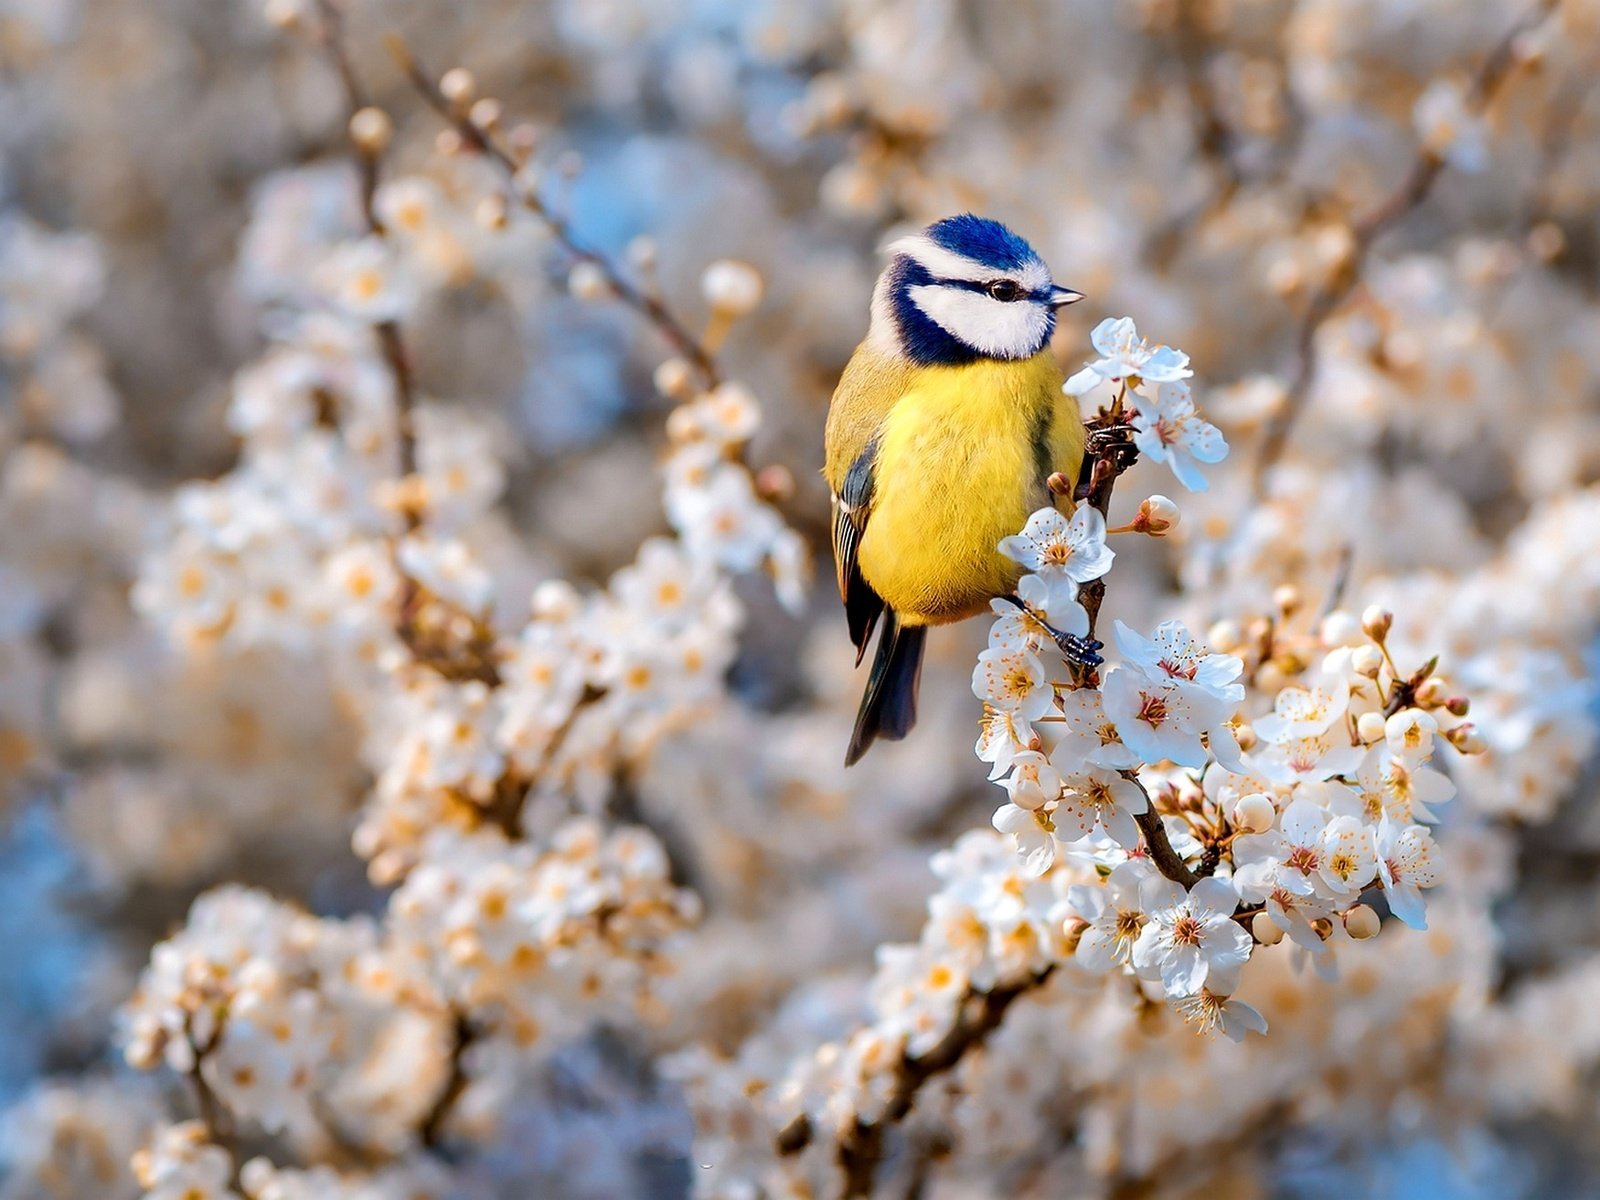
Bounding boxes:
1230 792 1276 833
507 122 541 158
1416 676 1446 706
531 579 581 622
1208 619 1243 653
468 97 503 131
627 235 658 272
439 67 477 108
348 106 393 155
1445 695 1471 718
756 464 795 503
1446 724 1487 755
653 357 695 400
1272 584 1301 616
1233 723 1257 752
435 128 465 156
1344 904 1380 939
1351 645 1383 677
1251 912 1283 945
1061 917 1089 955
1361 605 1393 641
1132 493 1180 535
1356 711 1387 744
263 0 306 29
701 259 765 317
1319 610 1362 647
1255 660 1287 696
475 195 508 231
568 261 610 301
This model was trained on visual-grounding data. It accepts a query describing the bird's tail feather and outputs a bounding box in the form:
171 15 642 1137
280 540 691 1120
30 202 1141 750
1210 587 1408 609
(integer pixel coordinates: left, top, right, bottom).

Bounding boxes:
845 613 926 766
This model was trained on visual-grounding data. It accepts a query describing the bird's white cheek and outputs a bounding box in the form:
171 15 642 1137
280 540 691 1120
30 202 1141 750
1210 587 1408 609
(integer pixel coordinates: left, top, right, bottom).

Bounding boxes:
908 286 1049 359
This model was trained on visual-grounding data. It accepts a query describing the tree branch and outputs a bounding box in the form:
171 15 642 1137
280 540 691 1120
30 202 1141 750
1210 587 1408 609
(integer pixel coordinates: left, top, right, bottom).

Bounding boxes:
1251 0 1560 493
386 37 723 391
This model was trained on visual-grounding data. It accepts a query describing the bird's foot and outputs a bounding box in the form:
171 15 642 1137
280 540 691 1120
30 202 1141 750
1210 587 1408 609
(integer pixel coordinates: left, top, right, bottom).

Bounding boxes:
1055 632 1103 669
999 595 1103 667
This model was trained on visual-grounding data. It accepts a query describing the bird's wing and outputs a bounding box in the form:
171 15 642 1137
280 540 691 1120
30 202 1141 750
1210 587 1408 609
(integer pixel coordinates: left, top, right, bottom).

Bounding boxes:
824 345 909 665
832 441 883 665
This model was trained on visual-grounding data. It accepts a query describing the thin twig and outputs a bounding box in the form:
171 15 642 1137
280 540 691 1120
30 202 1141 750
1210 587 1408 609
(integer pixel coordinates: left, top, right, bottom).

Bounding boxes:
1251 0 1560 493
386 37 722 390
311 0 418 483
183 1017 243 1190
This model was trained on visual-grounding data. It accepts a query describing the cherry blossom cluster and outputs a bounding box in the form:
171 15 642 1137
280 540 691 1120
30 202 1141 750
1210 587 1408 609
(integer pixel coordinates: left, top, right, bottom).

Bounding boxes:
7 1 1600 1198
105 17 808 1187
670 318 1496 1197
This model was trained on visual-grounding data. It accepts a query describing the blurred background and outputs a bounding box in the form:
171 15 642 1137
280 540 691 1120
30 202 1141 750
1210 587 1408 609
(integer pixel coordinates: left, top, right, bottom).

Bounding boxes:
3 0 1600 1197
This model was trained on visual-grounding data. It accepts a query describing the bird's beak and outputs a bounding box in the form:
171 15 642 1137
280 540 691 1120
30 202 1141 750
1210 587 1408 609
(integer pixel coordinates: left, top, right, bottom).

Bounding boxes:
1049 286 1085 309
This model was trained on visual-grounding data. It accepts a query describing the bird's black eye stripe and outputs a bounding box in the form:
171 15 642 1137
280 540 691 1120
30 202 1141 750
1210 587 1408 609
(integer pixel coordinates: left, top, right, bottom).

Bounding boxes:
937 277 1037 302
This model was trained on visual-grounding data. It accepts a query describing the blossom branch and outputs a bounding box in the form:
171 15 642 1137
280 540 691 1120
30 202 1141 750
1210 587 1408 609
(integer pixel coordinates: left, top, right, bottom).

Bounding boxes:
386 37 723 391
1075 399 1200 890
776 967 1056 1197
1251 0 1560 493
310 0 419 484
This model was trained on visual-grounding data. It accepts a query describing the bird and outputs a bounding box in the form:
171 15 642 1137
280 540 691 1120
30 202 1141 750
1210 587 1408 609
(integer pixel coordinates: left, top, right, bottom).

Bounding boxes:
824 214 1088 766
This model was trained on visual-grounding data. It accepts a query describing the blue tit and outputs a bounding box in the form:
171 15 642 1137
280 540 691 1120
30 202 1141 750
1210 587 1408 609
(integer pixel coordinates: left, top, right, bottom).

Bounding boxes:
824 214 1086 765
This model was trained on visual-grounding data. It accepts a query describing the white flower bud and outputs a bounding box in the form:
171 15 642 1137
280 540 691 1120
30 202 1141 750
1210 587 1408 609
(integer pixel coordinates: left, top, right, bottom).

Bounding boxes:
468 97 503 131
1361 605 1393 641
1133 494 1180 536
475 195 508 231
1272 584 1301 615
348 106 393 155
653 357 695 399
1208 619 1244 653
1344 904 1381 940
568 261 610 301
1255 660 1287 696
701 259 765 317
1230 792 1276 833
1252 912 1284 945
1446 724 1488 755
263 0 307 29
439 67 477 108
1356 711 1387 744
1416 676 1447 706
627 235 658 272
1319 610 1362 647
1351 645 1384 677
531 579 581 622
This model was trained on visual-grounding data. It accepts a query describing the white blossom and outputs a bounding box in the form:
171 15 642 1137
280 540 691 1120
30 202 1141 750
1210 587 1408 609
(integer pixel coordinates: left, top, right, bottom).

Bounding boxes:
1131 876 1253 998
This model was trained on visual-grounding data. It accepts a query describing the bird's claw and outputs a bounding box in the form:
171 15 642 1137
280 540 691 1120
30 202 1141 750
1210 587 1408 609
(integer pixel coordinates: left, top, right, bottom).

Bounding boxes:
1056 633 1103 669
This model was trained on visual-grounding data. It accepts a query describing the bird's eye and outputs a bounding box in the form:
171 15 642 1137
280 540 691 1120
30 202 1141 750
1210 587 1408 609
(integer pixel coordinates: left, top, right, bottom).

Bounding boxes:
986 280 1022 302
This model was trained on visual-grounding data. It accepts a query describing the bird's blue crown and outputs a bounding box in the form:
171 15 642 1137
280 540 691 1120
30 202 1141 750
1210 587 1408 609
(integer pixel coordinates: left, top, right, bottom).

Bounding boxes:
877 214 1069 366
924 213 1041 273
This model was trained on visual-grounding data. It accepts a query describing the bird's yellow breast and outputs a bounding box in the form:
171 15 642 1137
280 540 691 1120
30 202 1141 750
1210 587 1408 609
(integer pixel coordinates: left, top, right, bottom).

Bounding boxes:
856 350 1082 625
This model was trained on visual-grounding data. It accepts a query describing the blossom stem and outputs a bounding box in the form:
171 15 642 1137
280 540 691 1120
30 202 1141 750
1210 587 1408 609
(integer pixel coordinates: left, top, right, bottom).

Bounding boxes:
419 1008 480 1152
1075 387 1201 890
